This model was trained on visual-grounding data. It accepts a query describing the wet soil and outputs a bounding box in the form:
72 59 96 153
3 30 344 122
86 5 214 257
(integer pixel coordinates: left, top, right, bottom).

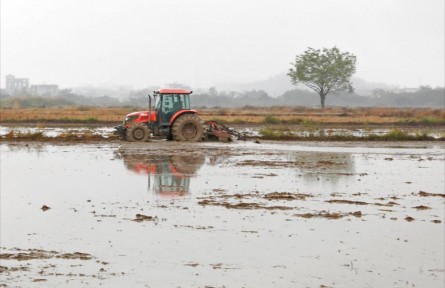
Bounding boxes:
1 122 445 142
1 140 444 287
0 249 93 261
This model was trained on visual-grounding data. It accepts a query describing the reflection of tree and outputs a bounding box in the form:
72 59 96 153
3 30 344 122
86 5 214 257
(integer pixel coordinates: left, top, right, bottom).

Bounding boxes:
291 152 355 185
115 151 205 198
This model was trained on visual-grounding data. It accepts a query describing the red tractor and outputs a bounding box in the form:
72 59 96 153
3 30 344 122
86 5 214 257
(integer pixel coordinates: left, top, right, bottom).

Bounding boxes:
115 88 204 142
115 88 246 142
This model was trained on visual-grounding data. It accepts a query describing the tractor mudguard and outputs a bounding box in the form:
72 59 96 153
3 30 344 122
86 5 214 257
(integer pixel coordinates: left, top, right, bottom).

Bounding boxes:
169 110 198 126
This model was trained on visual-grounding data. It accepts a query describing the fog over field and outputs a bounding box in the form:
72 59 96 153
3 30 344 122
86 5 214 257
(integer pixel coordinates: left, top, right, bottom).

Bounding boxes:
1 0 444 90
1 3 445 287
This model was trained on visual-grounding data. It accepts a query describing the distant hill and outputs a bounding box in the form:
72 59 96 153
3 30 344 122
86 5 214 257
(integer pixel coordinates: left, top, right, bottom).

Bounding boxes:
216 73 294 97
351 78 395 96
215 72 395 96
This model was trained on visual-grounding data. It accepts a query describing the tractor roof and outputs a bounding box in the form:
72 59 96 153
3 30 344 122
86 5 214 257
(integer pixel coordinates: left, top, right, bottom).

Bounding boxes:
157 88 192 94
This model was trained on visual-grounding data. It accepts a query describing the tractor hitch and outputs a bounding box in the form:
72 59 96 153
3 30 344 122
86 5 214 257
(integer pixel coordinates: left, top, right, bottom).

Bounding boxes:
114 125 126 138
204 121 246 142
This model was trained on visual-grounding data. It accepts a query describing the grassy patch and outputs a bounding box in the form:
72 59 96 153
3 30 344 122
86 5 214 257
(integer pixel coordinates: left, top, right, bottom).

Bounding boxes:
398 116 445 125
286 118 304 124
207 118 228 124
421 116 445 125
51 117 99 123
85 117 98 123
259 127 294 139
0 130 112 142
2 130 45 140
259 127 442 141
365 129 433 141
262 115 280 124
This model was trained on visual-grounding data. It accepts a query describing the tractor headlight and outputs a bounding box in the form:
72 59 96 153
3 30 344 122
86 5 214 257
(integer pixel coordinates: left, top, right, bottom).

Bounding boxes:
124 115 138 124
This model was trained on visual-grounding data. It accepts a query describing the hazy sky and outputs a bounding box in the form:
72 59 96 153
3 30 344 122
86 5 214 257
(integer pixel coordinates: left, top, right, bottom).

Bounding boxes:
1 0 444 89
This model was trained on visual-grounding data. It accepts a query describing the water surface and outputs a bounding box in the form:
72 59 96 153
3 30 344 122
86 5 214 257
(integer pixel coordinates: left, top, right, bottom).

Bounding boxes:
1 141 444 287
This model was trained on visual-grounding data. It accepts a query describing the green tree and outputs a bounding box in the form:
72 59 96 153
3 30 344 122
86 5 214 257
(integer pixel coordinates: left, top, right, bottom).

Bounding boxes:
288 47 357 108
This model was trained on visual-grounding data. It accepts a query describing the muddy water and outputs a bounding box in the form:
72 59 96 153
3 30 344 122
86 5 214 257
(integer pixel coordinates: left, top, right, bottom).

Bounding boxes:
1 141 444 287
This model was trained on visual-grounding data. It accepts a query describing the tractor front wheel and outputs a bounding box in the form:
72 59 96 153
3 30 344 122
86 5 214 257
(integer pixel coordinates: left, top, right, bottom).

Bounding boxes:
172 114 204 142
126 123 150 142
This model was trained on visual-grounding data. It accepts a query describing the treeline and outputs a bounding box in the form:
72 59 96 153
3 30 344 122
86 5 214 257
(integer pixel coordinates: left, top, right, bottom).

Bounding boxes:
0 86 443 108
192 86 444 108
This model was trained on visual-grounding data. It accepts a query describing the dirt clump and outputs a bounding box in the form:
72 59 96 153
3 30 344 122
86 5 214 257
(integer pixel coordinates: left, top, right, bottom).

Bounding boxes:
133 214 159 223
295 211 344 219
0 249 93 261
236 160 289 167
295 210 362 219
224 202 261 210
326 199 369 205
405 216 415 222
41 205 51 211
211 263 223 269
0 251 55 261
264 192 312 201
374 201 399 207
412 205 431 210
198 199 292 210
418 191 445 198
349 211 363 217
215 193 256 199
56 252 92 260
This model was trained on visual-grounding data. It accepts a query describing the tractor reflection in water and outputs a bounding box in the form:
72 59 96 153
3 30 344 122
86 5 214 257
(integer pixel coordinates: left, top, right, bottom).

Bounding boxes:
116 152 205 198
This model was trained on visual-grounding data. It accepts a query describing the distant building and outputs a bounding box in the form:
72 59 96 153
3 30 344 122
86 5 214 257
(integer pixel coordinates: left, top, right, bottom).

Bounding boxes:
30 84 59 96
5 74 29 94
4 74 60 96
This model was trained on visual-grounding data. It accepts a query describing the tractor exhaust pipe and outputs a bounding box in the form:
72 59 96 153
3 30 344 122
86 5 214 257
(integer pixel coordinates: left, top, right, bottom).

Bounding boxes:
148 93 152 123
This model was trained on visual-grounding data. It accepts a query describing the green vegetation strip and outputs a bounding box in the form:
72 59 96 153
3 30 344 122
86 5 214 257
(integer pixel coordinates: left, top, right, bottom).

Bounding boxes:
1 128 443 142
0 131 120 142
1 117 103 124
259 128 444 141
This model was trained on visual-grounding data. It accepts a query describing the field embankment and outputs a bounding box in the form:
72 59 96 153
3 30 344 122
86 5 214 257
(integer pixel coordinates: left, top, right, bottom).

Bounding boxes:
1 106 444 126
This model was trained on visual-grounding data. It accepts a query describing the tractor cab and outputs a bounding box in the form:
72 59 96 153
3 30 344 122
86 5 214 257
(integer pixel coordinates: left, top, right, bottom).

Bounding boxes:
154 89 192 126
152 89 195 138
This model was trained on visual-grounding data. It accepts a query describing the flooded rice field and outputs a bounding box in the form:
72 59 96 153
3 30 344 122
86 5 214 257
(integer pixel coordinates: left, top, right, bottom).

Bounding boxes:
1 140 444 287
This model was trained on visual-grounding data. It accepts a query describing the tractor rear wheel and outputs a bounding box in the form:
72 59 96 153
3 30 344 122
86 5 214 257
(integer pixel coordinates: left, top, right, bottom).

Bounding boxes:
127 123 150 142
172 114 204 142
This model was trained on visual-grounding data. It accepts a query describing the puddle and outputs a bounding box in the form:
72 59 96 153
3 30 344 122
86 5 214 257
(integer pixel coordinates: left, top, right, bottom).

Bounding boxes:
226 126 445 139
0 126 115 138
1 141 444 287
